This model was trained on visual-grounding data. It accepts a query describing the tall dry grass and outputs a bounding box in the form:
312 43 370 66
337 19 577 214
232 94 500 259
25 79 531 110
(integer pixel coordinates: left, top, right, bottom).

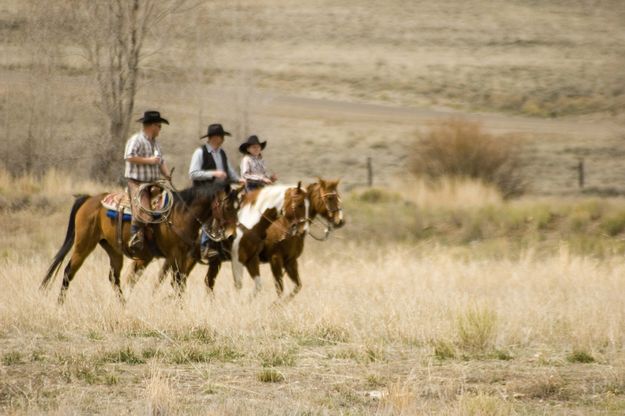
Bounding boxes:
2 240 625 412
2 171 625 413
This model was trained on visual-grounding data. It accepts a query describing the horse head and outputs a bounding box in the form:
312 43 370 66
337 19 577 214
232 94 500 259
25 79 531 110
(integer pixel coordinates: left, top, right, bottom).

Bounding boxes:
309 178 344 229
283 181 309 237
206 184 244 241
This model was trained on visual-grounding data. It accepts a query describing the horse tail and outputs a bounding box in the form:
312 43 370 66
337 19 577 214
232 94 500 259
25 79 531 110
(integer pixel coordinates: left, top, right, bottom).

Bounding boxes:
40 194 90 290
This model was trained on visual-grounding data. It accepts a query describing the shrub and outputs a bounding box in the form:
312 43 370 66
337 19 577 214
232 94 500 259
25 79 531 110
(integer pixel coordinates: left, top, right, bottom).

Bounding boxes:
410 119 525 198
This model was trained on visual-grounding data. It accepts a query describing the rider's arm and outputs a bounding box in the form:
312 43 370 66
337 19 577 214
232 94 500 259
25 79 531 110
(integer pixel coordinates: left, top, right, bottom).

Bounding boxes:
226 157 240 182
160 160 171 179
189 147 220 181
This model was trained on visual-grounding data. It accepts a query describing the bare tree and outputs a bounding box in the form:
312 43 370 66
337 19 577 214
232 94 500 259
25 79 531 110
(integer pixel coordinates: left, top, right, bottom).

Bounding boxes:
66 0 192 181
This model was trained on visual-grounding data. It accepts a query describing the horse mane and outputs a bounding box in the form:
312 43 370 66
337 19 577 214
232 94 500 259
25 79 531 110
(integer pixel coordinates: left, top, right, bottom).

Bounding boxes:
174 182 224 206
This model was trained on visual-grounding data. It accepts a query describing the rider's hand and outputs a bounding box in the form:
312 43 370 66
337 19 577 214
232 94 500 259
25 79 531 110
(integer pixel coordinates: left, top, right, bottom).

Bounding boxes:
263 178 272 184
151 156 162 165
213 170 227 179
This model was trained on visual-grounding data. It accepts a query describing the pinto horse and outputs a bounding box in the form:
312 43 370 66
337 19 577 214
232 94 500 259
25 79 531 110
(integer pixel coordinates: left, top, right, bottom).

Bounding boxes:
260 178 344 298
41 183 238 303
203 178 343 299
152 182 309 295
231 182 309 294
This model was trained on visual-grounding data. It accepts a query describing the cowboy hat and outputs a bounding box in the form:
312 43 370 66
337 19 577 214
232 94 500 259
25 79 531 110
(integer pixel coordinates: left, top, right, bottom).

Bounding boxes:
200 123 231 139
136 110 169 125
239 135 267 154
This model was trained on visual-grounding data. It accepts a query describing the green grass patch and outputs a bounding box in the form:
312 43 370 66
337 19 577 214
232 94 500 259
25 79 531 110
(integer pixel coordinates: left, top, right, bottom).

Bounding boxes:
258 345 298 367
567 349 595 364
2 351 23 365
99 346 146 365
258 368 284 383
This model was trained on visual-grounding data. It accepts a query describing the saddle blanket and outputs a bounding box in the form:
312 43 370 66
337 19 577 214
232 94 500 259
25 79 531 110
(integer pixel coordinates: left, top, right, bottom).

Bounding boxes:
101 192 132 214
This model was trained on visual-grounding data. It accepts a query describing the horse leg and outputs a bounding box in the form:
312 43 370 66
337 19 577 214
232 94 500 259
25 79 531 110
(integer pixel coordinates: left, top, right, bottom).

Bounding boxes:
231 235 244 290
58 238 98 304
270 255 284 297
245 258 262 296
155 259 171 294
126 259 151 290
170 259 187 297
205 258 221 295
284 259 302 299
99 240 125 304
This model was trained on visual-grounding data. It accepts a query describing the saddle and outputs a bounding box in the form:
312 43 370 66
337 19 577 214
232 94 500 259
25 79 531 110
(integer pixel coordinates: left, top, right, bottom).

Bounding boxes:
101 188 171 221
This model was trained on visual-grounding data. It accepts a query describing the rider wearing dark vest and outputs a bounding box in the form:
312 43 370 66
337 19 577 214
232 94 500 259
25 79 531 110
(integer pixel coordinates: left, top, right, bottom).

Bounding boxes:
188 123 241 187
193 146 231 187
189 123 242 261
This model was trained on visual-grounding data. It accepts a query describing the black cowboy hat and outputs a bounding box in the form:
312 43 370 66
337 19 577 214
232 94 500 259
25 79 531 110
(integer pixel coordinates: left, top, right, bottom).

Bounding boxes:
239 135 267 154
200 123 231 139
136 110 169 125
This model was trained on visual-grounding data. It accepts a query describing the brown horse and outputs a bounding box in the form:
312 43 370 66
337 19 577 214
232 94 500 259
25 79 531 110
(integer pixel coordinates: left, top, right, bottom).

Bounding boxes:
261 178 344 298
152 183 310 295
231 183 309 294
203 178 343 298
41 183 239 303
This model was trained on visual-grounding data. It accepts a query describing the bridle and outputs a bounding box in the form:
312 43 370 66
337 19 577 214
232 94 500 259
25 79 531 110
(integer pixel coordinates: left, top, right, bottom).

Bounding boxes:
287 189 310 236
308 188 343 241
204 191 239 242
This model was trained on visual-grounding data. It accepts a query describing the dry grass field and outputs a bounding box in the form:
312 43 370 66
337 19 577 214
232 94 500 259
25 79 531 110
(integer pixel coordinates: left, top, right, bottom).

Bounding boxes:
2 172 625 414
2 0 625 414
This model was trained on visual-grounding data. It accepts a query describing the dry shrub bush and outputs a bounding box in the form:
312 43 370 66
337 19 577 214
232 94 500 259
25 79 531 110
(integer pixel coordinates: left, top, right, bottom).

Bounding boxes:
410 119 525 199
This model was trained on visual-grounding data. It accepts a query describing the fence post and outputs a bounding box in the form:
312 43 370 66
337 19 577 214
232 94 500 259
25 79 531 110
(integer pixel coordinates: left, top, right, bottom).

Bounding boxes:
367 156 373 187
578 158 584 189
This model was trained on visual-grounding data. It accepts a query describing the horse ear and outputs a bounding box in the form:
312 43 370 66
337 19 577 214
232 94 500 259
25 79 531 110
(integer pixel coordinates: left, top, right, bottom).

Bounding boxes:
297 181 302 191
318 178 327 188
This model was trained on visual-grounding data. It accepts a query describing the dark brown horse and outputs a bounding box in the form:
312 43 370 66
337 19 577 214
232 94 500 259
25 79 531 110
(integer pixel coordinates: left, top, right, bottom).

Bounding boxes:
41 183 239 303
204 178 343 298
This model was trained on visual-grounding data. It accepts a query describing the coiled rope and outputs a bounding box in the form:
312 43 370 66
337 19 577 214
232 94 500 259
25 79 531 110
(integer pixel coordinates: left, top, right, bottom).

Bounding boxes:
133 180 175 224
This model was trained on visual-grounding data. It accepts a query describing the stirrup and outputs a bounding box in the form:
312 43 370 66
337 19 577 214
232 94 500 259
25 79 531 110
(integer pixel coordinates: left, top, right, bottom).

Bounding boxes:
128 231 144 251
201 246 219 261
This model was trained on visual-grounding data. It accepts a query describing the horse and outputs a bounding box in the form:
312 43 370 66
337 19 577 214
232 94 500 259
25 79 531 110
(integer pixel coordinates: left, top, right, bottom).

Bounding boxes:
203 178 343 299
231 182 309 295
260 178 344 298
124 184 243 292
151 182 309 296
41 182 239 304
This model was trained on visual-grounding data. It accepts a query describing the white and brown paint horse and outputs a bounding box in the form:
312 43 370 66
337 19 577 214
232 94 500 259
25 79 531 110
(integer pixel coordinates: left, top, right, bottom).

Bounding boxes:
151 182 308 295
231 182 309 294
203 178 343 299
260 178 344 298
